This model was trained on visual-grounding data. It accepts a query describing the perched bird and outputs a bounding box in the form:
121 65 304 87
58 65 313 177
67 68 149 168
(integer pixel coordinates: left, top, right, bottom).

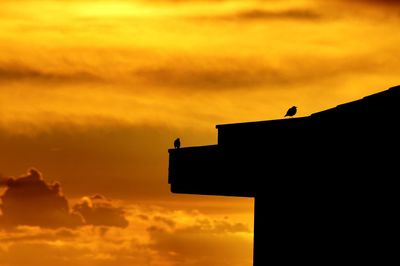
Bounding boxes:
174 138 181 149
285 106 297 117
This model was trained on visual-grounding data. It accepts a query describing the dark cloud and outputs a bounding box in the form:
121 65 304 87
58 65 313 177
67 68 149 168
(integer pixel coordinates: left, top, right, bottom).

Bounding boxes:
0 62 101 84
321 0 400 11
346 0 400 6
73 194 129 228
0 169 129 229
134 53 391 91
134 59 280 90
0 169 82 228
234 9 320 20
202 8 321 21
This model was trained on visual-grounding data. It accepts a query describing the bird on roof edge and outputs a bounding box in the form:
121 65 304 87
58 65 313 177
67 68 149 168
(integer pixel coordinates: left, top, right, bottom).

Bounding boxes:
174 138 181 149
285 106 297 118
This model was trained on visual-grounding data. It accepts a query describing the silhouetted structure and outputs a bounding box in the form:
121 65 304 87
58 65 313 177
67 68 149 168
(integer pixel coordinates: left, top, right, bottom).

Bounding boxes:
284 105 297 117
168 86 400 265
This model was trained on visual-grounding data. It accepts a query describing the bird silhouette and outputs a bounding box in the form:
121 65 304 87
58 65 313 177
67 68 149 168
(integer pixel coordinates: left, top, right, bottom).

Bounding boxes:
174 138 181 149
285 106 297 117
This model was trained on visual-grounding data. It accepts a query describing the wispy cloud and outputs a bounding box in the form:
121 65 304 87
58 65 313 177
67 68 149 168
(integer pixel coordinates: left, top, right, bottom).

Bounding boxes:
0 62 101 84
193 8 321 21
341 0 400 6
232 8 321 20
133 57 276 90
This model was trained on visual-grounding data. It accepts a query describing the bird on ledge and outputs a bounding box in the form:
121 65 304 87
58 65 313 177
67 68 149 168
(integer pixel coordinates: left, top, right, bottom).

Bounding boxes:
285 106 297 118
174 138 181 149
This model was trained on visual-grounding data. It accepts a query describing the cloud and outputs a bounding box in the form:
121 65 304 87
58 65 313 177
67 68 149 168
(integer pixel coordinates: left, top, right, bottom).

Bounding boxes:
133 52 394 92
73 194 129 228
0 62 101 84
343 0 400 6
146 214 252 266
0 242 93 266
133 58 280 90
0 169 129 229
0 169 82 228
319 0 400 14
136 207 252 266
153 215 176 228
0 228 76 243
0 203 254 266
233 9 320 20
199 8 321 21
148 227 252 266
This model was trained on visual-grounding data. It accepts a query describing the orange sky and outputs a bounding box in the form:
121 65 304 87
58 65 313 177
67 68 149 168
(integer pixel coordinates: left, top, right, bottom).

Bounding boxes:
1 0 400 265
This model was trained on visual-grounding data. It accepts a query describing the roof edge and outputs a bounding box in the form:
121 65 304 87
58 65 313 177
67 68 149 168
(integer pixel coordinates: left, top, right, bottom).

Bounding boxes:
216 85 400 129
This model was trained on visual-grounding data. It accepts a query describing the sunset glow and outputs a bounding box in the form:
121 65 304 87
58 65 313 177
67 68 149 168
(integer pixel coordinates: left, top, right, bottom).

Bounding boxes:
1 0 400 265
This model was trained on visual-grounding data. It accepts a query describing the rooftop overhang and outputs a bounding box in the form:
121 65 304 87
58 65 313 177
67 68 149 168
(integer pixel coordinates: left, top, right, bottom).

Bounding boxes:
168 86 400 198
168 145 255 197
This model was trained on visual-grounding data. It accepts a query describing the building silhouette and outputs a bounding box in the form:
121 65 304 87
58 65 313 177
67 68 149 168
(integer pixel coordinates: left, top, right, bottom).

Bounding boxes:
168 85 400 265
